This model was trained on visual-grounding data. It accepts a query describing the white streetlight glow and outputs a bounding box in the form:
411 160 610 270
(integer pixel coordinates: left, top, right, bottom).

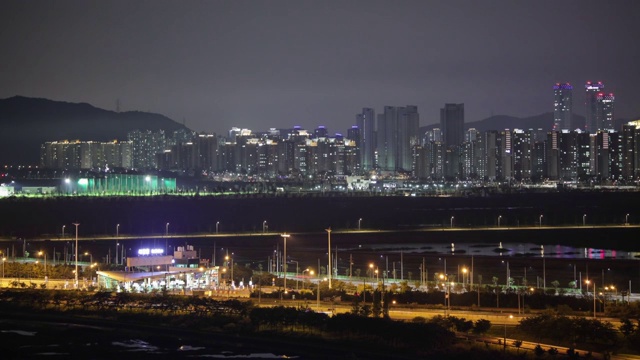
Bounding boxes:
280 233 290 290
73 223 80 288
325 227 332 289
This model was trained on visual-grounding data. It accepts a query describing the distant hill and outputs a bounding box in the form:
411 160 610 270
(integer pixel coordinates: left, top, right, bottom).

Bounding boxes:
0 96 190 165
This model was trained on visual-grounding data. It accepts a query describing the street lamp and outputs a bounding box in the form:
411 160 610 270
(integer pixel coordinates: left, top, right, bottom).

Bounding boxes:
165 222 170 255
290 260 299 290
325 227 332 289
504 314 513 352
302 268 314 289
62 225 66 238
262 220 267 233
358 218 362 230
225 254 234 287
38 251 47 277
73 223 80 288
539 215 543 227
439 273 450 313
626 213 630 225
450 216 454 228
583 214 586 226
84 252 93 266
2 257 5 279
498 215 502 227
280 233 290 290
462 267 468 289
216 221 220 234
586 279 596 318
116 223 120 265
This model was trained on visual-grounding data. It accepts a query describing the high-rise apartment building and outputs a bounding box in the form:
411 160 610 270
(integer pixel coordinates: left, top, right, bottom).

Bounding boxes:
398 105 420 172
376 106 401 171
440 104 464 149
356 108 376 171
597 93 615 132
585 81 605 133
553 83 573 131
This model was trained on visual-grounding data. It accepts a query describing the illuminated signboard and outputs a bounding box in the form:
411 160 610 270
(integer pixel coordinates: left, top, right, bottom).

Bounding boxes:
138 248 164 256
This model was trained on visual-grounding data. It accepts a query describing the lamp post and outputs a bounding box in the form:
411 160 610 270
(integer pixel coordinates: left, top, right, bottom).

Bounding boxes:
84 252 93 266
290 260 299 290
583 214 586 226
165 222 170 254
262 220 267 233
281 233 290 290
358 218 362 230
62 225 66 238
225 254 234 287
450 216 454 228
586 279 596 318
498 215 502 227
626 213 630 225
216 221 220 234
302 268 314 289
503 314 513 352
462 267 468 290
325 227 332 289
73 223 79 288
38 251 47 277
2 257 5 279
539 215 543 227
439 273 450 314
116 223 120 265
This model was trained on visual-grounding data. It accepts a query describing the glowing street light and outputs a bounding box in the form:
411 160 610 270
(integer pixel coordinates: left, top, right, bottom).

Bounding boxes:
216 221 220 234
38 251 47 277
73 223 80 288
498 215 502 227
281 233 290 290
116 223 120 265
358 218 362 230
262 220 267 233
583 214 587 226
626 213 630 225
539 215 543 227
325 227 332 289
450 216 454 228
62 225 66 238
586 279 596 318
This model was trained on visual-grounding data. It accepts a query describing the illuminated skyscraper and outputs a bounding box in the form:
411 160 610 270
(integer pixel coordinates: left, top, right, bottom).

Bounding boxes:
597 93 615 132
585 81 604 133
553 83 573 131
356 108 375 171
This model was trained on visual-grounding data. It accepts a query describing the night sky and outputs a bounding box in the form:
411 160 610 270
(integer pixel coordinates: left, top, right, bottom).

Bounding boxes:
2 0 639 135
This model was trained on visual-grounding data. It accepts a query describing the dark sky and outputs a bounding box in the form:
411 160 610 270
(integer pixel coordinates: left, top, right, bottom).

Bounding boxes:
2 0 639 135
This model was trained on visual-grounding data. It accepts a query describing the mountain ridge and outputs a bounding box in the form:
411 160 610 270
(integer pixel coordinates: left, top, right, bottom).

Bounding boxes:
0 96 190 165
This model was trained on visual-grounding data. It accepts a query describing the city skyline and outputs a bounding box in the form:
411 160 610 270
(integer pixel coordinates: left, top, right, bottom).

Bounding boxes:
1 1 639 136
